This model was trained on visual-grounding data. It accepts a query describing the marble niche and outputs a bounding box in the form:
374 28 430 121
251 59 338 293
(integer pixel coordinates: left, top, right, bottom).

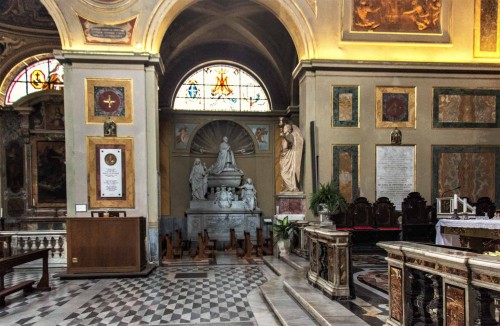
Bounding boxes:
186 135 261 246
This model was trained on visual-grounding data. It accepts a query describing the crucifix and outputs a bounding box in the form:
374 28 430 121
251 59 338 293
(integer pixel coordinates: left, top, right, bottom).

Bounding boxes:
103 95 116 109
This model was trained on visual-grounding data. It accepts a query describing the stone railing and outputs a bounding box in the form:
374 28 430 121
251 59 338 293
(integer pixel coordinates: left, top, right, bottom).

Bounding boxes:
378 241 500 326
1 230 67 268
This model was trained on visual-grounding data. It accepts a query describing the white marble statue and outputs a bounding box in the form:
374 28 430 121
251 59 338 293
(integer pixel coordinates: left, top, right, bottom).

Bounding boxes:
214 186 233 208
208 136 239 174
280 123 304 192
239 178 258 211
189 158 208 200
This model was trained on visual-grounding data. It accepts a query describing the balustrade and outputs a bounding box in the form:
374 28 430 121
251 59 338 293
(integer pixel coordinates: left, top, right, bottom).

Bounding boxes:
0 230 67 268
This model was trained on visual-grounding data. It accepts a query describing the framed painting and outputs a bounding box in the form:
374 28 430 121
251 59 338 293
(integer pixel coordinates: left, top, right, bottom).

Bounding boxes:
248 124 270 150
432 145 500 207
87 137 135 208
342 0 451 43
332 86 359 127
32 140 66 207
85 78 133 124
332 145 359 203
174 123 198 150
433 88 500 128
376 145 416 210
376 86 416 128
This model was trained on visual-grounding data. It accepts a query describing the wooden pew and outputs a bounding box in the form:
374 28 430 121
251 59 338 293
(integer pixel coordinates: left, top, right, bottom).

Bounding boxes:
0 248 51 306
241 231 258 258
224 228 239 252
163 234 183 260
257 228 273 256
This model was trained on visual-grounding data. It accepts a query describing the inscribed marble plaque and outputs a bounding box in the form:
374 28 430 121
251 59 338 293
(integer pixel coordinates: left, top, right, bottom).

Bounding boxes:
376 146 415 210
99 148 122 197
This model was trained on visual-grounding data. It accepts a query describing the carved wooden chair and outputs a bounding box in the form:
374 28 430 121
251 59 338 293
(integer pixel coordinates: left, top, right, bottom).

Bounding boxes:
474 197 496 218
373 197 400 230
191 232 215 260
175 229 191 252
401 192 435 242
349 197 375 230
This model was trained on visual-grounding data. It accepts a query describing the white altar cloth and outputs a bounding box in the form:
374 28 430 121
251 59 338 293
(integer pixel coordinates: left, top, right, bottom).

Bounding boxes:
435 219 500 246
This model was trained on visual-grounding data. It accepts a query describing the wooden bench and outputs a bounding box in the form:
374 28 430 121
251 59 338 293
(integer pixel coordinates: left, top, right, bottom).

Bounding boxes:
0 248 51 306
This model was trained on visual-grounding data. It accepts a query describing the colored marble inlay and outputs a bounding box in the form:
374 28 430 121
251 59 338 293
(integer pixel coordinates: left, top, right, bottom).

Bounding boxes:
433 146 500 207
445 284 465 326
278 197 305 214
389 267 402 322
333 86 359 127
333 145 359 203
433 88 500 128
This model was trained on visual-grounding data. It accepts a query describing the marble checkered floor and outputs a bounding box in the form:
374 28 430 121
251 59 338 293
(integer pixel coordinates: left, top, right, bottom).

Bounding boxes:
0 252 389 325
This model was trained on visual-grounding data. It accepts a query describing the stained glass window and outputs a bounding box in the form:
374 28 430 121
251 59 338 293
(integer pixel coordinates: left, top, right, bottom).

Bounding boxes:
173 64 271 112
5 58 64 105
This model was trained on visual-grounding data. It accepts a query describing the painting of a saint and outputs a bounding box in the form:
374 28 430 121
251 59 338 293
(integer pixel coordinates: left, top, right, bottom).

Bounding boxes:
248 124 270 150
175 123 197 149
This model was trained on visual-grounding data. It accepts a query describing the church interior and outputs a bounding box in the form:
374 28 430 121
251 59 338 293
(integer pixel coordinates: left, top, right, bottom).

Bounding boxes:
0 0 500 325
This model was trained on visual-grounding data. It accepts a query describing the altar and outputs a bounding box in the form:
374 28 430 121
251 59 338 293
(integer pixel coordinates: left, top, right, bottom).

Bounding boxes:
435 219 500 252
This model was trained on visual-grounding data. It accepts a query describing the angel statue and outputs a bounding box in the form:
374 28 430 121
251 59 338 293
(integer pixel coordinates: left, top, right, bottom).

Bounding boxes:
279 122 304 192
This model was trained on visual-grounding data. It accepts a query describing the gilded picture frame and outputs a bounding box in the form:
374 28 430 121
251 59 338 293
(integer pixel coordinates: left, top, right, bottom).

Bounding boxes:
85 78 133 124
332 86 360 128
432 88 500 128
376 86 416 128
87 137 135 208
342 0 451 43
32 139 66 208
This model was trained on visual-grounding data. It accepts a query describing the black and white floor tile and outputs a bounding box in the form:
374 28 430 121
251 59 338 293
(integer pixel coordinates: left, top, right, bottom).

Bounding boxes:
0 252 390 325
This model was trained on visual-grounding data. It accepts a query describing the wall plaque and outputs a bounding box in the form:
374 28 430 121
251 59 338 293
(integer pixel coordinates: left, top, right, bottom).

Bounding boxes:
376 145 415 210
99 148 122 197
87 137 134 208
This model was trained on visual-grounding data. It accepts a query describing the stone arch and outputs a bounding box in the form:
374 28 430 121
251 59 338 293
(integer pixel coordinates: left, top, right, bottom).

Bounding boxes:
144 0 316 59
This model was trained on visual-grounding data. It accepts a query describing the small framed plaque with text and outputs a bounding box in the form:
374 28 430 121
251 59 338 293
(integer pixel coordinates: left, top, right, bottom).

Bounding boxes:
87 137 134 208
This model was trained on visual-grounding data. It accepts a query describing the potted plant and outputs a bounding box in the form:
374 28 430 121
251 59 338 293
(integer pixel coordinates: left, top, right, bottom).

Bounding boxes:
309 182 348 224
273 216 298 256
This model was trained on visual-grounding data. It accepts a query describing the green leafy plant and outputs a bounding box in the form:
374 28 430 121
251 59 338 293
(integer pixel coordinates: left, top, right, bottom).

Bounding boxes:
309 182 348 214
272 216 298 241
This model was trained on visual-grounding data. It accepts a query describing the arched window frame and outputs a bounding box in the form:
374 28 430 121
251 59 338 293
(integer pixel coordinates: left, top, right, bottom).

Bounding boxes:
5 58 64 105
172 62 271 112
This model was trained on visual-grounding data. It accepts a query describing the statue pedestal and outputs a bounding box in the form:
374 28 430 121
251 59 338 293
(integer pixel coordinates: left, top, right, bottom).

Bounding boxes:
275 192 306 215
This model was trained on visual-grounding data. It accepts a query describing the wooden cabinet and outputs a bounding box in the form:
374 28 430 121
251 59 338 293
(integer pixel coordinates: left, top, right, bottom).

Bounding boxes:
67 217 146 274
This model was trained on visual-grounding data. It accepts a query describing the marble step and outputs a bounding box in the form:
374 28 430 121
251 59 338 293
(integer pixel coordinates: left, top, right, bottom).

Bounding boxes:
263 254 370 326
260 278 319 326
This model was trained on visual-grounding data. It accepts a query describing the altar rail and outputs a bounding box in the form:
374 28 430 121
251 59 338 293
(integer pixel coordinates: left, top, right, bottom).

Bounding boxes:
378 241 500 326
0 231 67 268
